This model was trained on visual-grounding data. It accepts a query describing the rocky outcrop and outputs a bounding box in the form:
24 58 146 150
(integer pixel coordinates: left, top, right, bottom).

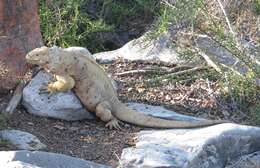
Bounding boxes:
93 32 185 64
22 71 94 121
0 0 42 91
120 123 260 168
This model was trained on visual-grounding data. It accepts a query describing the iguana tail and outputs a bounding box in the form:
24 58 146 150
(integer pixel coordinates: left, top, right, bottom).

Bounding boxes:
113 102 227 128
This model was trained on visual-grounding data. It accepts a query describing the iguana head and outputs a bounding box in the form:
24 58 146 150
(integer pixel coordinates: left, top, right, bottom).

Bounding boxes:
26 46 50 65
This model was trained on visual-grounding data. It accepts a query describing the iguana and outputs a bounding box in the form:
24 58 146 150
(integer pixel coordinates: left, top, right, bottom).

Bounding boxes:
26 46 227 129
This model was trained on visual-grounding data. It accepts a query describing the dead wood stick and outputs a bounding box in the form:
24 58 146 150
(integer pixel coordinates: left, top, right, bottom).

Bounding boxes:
155 66 210 80
3 66 42 114
165 65 195 73
115 65 194 76
194 47 222 73
115 69 163 76
4 81 26 114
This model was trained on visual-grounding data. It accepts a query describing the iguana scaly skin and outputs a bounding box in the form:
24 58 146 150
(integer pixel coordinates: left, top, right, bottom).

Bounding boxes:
26 46 227 129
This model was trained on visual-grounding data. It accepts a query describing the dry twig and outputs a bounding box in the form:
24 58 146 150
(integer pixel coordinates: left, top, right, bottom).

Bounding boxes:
115 69 162 76
194 47 222 73
215 0 235 37
156 66 210 80
115 65 194 76
3 67 42 114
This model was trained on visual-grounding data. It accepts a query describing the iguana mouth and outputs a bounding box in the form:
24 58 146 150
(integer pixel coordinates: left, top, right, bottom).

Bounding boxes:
26 59 39 65
25 55 39 65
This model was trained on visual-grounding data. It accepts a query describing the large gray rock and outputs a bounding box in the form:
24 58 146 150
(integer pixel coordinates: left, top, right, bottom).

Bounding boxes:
22 71 94 121
0 150 111 168
0 130 46 150
93 33 185 64
120 123 260 168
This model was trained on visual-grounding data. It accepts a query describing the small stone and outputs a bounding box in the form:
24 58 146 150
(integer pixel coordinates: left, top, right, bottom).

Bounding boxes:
69 127 79 131
53 125 66 130
162 79 168 82
79 130 89 135
27 122 34 126
96 127 105 131
124 123 131 128
0 130 46 150
159 92 164 96
136 87 145 93
165 94 171 101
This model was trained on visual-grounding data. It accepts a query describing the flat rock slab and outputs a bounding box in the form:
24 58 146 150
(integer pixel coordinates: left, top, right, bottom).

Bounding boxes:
0 130 46 150
0 150 111 168
22 71 94 121
93 33 185 64
120 123 260 168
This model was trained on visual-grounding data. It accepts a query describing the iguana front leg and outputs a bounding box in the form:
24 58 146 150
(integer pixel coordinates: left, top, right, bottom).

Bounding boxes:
40 74 75 96
96 101 122 130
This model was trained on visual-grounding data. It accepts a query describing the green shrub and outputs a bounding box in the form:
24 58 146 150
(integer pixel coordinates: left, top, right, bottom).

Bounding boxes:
253 0 260 15
100 0 159 26
221 71 259 112
250 103 260 125
39 0 114 52
39 0 160 52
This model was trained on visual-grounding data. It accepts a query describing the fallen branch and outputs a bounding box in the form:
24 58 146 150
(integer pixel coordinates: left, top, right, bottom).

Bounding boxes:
165 65 195 73
194 47 222 73
154 66 210 80
3 67 41 114
4 81 26 114
115 69 163 76
115 65 194 76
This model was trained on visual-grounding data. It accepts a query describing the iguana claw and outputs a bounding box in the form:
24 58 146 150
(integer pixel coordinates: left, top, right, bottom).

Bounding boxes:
105 119 122 130
39 82 57 97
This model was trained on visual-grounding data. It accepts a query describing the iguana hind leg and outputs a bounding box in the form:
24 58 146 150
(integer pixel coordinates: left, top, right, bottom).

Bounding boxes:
96 101 122 130
40 74 75 96
105 118 122 130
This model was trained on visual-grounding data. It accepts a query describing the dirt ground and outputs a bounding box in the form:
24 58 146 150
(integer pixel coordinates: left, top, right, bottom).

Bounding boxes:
1 93 139 167
6 108 139 167
0 60 255 167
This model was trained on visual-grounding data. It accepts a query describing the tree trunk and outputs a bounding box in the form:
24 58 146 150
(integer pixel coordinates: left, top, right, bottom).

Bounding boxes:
0 0 42 91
